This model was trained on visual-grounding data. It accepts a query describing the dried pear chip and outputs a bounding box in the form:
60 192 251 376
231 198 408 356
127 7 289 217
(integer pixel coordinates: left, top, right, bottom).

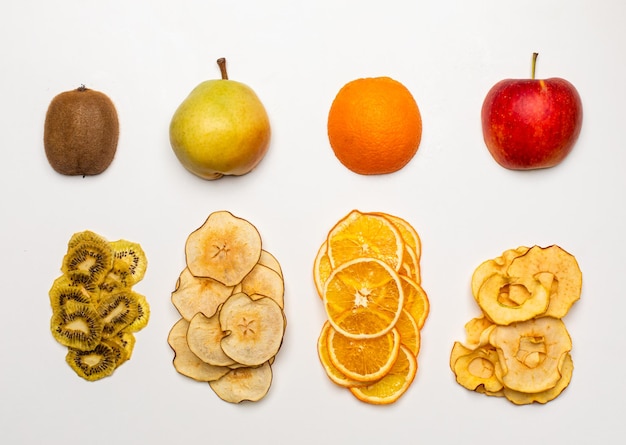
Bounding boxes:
471 246 530 298
240 263 285 309
168 318 230 382
476 274 550 325
65 342 117 381
209 361 273 403
258 250 283 279
452 343 503 393
219 293 285 367
503 352 574 405
187 312 237 367
185 211 262 286
507 245 582 319
171 267 234 320
51 301 103 351
489 316 572 394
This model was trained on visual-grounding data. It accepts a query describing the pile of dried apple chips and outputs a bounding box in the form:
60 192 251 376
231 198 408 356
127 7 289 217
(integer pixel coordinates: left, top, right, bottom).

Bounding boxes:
313 210 429 404
450 245 582 404
168 211 286 403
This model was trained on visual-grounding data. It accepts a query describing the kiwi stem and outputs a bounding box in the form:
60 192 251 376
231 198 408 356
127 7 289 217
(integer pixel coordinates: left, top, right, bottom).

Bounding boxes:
217 58 228 80
531 52 538 79
77 84 87 92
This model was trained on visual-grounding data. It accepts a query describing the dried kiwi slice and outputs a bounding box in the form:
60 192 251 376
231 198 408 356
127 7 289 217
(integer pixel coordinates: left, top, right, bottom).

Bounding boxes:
49 276 96 311
97 290 139 338
65 342 117 381
109 239 148 286
50 301 103 351
124 292 150 333
62 233 114 286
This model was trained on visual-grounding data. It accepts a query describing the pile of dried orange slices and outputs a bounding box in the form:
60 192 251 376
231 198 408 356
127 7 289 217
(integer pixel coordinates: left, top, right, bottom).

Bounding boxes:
168 211 286 403
450 245 582 404
314 210 429 404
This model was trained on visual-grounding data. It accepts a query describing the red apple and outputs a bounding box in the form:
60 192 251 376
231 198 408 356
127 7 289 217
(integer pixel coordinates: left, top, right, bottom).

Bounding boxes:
481 53 583 170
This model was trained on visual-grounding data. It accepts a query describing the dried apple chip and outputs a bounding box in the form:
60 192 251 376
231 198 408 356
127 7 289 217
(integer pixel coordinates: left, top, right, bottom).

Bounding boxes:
185 211 262 286
471 246 530 298
476 274 550 325
219 293 285 367
507 245 582 319
451 343 503 393
503 352 574 405
489 316 572 394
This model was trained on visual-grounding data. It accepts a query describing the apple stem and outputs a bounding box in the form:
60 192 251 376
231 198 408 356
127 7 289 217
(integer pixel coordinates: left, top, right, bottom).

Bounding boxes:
531 52 539 79
217 58 228 80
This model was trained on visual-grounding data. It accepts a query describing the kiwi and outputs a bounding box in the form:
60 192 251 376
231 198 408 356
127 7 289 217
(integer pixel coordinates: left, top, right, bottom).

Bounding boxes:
43 85 119 176
62 235 114 286
97 291 139 338
50 301 103 351
65 342 117 381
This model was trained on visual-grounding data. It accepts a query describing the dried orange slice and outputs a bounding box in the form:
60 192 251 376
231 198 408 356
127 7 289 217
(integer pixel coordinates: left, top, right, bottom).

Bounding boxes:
349 345 417 405
185 211 262 286
317 321 369 388
323 257 404 339
399 275 429 330
374 212 421 259
313 241 332 299
328 325 401 382
326 210 404 271
395 308 421 356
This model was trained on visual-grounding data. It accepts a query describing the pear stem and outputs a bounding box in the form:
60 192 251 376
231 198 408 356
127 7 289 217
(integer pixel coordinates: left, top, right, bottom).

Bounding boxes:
531 52 538 79
217 58 228 80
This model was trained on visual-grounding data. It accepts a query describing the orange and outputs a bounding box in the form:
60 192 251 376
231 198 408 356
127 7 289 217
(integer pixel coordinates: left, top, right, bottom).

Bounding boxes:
327 77 422 175
349 345 417 405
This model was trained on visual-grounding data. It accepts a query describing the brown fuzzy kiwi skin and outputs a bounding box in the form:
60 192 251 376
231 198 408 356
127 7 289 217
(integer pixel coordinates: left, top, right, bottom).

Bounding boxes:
43 86 119 176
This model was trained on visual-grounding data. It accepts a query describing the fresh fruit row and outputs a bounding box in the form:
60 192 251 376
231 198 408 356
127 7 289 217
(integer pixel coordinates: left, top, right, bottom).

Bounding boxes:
49 230 149 381
168 211 286 403
43 54 582 178
449 245 582 404
313 210 430 404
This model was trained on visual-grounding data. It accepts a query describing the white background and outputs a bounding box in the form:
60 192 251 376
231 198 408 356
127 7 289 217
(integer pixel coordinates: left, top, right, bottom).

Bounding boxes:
1 1 625 443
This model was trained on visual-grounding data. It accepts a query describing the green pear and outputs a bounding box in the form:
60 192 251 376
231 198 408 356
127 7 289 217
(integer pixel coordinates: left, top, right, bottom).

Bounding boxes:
169 58 271 180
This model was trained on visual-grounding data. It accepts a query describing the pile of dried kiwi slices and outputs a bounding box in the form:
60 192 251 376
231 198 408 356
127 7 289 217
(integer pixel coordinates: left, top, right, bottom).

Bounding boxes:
49 230 149 381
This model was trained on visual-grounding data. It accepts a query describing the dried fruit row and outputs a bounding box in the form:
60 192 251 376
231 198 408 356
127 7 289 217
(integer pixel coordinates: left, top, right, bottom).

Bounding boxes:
168 211 286 403
49 230 149 381
314 210 429 404
450 245 582 404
